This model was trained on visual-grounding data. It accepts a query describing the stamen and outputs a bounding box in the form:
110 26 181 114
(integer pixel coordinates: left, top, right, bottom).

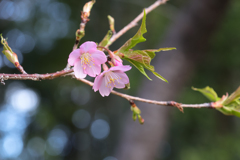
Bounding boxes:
80 52 95 69
104 71 122 88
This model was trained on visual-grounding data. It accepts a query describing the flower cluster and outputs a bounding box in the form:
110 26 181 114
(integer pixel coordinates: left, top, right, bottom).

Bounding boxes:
68 41 131 97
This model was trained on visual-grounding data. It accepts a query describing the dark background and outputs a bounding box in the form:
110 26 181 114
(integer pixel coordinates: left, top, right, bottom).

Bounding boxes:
0 0 240 160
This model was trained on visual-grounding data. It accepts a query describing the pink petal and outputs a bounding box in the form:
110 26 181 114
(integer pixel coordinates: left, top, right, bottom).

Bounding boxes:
109 65 132 72
114 58 123 66
114 82 125 89
86 64 101 77
114 71 130 84
68 49 81 66
74 61 87 78
99 76 112 97
93 73 103 91
89 49 107 65
80 41 97 52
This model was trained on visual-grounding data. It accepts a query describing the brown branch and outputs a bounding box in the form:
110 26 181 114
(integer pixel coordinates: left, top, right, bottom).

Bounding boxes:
0 69 73 81
13 61 27 74
16 64 27 74
106 0 168 48
0 70 217 110
75 77 215 110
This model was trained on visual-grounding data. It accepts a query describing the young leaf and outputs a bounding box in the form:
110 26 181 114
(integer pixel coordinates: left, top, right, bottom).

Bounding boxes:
192 86 219 102
231 109 240 118
223 86 240 105
120 48 175 81
122 50 153 71
193 86 240 118
143 47 176 59
118 10 147 53
114 10 175 82
126 58 152 80
121 48 176 71
99 30 112 47
152 72 168 83
217 107 240 118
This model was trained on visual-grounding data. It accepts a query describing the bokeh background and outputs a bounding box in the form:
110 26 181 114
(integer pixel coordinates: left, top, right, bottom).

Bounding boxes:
0 0 240 159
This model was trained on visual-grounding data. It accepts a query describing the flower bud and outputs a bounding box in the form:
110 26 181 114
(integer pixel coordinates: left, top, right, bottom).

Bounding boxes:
2 50 20 66
76 29 84 40
130 100 144 124
83 0 95 18
1 34 20 66
102 63 109 71
132 112 137 121
124 82 130 90
108 50 123 66
108 15 115 34
138 115 144 125
131 105 141 115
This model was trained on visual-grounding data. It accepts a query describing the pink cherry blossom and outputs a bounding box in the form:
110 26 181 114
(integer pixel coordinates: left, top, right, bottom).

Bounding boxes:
113 57 123 66
68 41 107 78
93 65 132 97
109 51 123 66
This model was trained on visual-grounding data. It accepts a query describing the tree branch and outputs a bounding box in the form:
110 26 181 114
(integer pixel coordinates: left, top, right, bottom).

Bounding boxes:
75 77 216 111
0 70 216 110
106 0 168 48
0 69 73 81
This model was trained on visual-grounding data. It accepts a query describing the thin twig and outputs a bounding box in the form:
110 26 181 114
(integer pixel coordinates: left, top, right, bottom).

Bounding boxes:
16 65 27 74
0 71 216 110
76 78 215 110
0 69 73 81
65 2 94 70
106 0 168 48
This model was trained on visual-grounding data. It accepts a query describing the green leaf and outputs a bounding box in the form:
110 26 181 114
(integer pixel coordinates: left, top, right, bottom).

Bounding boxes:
223 86 240 105
192 86 240 118
99 30 112 47
143 47 177 58
1 34 13 53
114 10 175 82
192 86 219 102
231 109 240 118
126 58 152 80
118 10 147 53
152 72 168 83
122 50 154 71
217 107 240 118
121 48 175 81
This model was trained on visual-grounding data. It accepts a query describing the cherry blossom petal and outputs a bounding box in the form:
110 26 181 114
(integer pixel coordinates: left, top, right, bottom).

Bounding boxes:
109 65 132 72
114 58 123 66
89 49 107 65
114 83 125 89
92 65 131 97
68 49 81 66
93 73 103 92
80 41 97 52
99 77 112 97
114 71 129 84
86 63 101 77
92 64 102 75
74 60 87 78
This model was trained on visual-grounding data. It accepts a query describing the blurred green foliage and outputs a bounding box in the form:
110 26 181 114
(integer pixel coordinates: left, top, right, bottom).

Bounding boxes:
168 1 240 159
